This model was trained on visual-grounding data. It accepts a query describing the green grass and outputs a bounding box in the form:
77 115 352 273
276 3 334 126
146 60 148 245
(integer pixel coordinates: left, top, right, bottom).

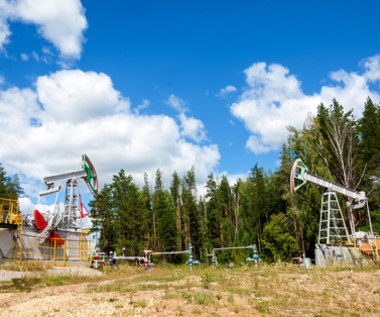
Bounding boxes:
11 277 41 292
201 272 214 289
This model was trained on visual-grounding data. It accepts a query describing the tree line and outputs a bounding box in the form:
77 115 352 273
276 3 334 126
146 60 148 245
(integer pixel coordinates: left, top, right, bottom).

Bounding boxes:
2 97 380 263
89 97 380 263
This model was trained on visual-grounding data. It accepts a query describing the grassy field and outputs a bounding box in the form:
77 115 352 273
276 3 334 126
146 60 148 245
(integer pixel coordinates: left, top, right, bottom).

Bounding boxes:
0 261 380 316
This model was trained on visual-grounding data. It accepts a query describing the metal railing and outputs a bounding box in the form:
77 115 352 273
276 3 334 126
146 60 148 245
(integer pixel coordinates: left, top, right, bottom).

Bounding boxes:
14 230 92 266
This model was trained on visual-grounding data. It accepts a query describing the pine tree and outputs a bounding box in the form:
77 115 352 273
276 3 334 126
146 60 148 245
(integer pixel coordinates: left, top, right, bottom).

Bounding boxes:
205 173 222 247
236 180 256 248
247 165 268 251
358 97 380 177
218 175 235 246
357 97 380 232
0 163 23 199
152 169 163 250
90 184 114 253
140 173 152 247
111 169 144 255
157 191 177 252
170 172 182 249
182 167 201 257
197 196 210 261
262 213 300 262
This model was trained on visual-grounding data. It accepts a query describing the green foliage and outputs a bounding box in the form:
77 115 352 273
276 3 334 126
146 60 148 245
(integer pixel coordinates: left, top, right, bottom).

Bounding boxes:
358 98 380 212
201 272 213 289
170 171 182 249
90 170 148 255
205 173 222 247
89 97 380 265
182 167 202 257
156 191 177 252
0 163 23 199
12 277 40 292
358 98 380 172
140 173 153 246
262 213 300 261
90 184 114 252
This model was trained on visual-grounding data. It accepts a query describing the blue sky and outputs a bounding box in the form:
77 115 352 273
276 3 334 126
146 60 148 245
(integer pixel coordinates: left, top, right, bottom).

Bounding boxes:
1 0 380 211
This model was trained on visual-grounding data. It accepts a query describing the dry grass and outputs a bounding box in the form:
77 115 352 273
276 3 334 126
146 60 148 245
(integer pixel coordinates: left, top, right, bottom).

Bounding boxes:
0 260 50 272
0 262 380 316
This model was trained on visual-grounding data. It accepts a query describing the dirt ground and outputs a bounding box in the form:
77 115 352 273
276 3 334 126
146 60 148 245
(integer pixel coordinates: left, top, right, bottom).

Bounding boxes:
0 264 380 317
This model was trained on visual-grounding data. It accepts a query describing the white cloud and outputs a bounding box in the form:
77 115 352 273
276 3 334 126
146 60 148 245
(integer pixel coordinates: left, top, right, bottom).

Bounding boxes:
0 0 87 59
218 85 237 97
246 135 272 154
18 196 35 214
0 2 12 51
0 69 220 199
362 55 380 81
230 55 380 154
36 69 129 122
20 52 28 61
0 18 10 51
179 113 207 143
166 94 208 143
167 94 186 112
134 99 150 114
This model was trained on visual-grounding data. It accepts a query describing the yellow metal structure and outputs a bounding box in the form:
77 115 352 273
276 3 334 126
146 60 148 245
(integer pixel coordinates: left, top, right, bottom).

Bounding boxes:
0 198 23 260
0 198 22 226
19 233 92 266
1 198 92 266
80 229 92 263
51 237 68 266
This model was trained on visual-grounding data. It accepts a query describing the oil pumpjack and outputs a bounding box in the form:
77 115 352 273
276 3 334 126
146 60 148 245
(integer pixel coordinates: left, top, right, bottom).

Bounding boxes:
290 158 379 265
0 154 98 262
33 154 98 245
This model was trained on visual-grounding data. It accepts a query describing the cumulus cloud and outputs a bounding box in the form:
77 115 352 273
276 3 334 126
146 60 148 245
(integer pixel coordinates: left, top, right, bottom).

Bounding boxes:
0 69 220 198
134 99 150 114
218 85 237 97
230 55 380 154
36 70 130 122
18 196 35 214
362 55 380 81
167 94 186 112
0 0 87 59
166 93 208 144
0 19 10 51
179 113 207 143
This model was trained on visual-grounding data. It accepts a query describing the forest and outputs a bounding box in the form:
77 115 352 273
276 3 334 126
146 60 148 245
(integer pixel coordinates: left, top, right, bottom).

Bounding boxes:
1 98 380 263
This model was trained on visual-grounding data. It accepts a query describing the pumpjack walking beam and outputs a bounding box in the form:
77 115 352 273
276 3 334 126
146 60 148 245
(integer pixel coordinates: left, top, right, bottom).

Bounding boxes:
290 159 366 206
